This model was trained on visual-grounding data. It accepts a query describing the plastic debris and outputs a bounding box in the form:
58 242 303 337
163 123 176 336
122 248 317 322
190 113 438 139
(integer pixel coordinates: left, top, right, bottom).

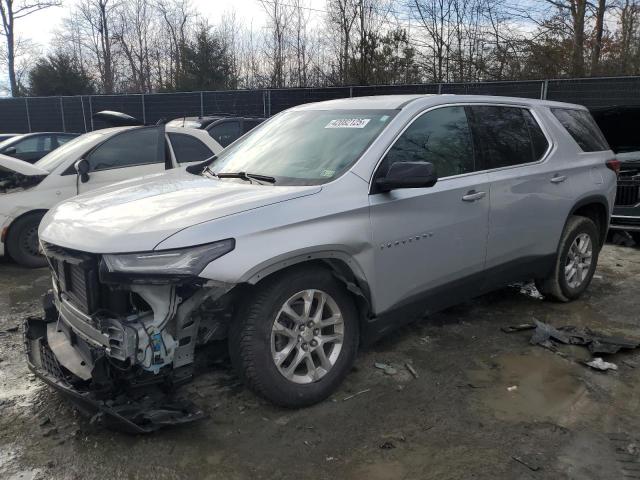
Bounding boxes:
507 385 518 392
584 357 618 372
504 320 640 355
374 362 397 375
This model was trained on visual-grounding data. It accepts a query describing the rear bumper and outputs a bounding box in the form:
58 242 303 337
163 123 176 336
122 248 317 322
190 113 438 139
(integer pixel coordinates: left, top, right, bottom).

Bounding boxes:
24 298 206 434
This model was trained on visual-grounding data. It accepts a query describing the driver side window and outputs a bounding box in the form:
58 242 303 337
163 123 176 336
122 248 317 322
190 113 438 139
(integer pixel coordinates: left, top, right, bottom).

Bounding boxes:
380 106 475 179
87 128 162 172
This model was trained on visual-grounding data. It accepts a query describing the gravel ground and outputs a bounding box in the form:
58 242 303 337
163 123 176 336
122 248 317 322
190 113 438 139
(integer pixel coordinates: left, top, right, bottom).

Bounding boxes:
1 244 640 480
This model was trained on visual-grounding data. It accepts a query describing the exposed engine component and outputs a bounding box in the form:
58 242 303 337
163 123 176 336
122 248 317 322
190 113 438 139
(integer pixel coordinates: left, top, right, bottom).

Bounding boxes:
0 170 46 194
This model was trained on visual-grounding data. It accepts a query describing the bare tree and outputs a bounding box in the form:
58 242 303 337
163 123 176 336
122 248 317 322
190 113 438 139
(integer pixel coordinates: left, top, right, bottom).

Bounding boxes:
157 0 195 90
260 0 294 88
327 0 358 84
590 0 608 73
0 0 60 96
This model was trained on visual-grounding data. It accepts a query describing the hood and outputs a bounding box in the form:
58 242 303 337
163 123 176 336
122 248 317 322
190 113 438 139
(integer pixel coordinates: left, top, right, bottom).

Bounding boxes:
39 169 322 253
0 154 49 176
0 154 48 194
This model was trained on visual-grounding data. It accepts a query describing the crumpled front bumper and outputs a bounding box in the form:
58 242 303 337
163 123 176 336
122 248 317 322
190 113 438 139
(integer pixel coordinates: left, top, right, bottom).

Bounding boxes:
24 309 206 434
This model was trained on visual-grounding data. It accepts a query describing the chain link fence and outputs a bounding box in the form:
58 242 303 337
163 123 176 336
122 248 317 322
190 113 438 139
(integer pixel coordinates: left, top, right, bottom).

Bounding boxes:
2 76 640 134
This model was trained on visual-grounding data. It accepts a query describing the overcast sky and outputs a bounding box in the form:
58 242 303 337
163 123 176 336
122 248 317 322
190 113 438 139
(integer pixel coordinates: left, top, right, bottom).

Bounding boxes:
0 0 286 95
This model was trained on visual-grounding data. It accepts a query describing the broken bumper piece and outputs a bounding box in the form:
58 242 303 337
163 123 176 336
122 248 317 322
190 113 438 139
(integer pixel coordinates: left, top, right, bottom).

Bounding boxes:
24 315 206 434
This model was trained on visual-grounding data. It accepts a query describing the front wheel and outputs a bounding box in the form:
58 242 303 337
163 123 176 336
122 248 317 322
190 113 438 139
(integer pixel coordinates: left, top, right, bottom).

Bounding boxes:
229 267 359 407
536 215 600 302
6 212 47 268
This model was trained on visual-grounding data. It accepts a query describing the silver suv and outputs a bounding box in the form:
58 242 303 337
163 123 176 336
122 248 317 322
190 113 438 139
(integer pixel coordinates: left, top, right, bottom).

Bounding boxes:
27 95 617 429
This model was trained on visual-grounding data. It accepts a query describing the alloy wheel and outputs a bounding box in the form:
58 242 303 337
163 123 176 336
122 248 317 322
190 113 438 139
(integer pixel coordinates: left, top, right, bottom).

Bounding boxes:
270 289 344 384
565 233 593 289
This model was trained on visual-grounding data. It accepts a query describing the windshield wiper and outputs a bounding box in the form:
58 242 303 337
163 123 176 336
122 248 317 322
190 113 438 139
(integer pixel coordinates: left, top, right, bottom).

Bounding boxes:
216 172 276 184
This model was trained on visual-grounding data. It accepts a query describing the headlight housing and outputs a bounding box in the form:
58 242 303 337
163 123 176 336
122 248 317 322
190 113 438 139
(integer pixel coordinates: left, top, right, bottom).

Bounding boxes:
102 239 235 276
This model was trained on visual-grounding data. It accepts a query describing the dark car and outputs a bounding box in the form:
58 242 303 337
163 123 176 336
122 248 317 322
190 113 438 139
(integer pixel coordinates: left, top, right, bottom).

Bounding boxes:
166 115 265 148
0 132 80 163
591 106 640 243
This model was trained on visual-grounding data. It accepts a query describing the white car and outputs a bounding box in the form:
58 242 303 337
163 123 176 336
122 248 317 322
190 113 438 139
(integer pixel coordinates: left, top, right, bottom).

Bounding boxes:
0 125 222 267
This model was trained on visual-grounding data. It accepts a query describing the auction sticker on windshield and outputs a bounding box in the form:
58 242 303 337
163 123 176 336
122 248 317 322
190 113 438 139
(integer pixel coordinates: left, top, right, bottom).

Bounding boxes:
325 118 371 129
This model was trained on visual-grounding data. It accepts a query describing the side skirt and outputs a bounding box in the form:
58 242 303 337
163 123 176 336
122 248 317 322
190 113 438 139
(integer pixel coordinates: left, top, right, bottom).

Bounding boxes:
361 254 555 346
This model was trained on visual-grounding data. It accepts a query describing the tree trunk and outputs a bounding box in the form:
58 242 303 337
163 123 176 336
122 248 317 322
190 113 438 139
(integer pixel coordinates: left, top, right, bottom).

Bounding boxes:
571 0 587 77
590 0 606 74
7 21 17 95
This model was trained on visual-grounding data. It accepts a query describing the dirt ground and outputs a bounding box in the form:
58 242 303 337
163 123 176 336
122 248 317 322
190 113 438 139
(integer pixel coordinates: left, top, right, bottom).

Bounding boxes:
1 244 640 480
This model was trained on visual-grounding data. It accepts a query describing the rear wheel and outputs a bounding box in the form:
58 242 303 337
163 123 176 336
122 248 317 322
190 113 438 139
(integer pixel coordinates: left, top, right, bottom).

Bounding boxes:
536 216 600 302
630 232 640 247
6 212 47 268
229 267 359 407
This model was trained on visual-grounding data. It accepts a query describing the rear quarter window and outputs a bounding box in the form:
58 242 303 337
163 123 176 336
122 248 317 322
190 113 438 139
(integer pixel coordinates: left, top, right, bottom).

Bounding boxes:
551 108 609 152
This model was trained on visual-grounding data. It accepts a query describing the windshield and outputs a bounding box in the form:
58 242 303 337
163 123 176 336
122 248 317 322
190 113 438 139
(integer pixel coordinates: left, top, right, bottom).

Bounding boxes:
34 132 105 172
209 109 396 185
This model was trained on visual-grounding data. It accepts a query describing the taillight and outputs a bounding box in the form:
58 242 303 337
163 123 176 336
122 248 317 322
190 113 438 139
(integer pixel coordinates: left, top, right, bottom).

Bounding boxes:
606 158 621 176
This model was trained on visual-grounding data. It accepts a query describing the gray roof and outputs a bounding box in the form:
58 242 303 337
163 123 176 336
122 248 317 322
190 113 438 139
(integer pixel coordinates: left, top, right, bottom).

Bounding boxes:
292 94 585 111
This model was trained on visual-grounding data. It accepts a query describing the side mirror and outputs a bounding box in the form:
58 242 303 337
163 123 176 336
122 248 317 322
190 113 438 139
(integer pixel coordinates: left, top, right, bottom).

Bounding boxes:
375 161 438 193
3 146 16 155
74 159 90 183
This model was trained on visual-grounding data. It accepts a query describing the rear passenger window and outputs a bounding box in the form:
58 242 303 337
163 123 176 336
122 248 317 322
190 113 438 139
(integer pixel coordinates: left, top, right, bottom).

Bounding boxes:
551 108 609 152
468 106 544 169
380 106 475 178
523 110 549 160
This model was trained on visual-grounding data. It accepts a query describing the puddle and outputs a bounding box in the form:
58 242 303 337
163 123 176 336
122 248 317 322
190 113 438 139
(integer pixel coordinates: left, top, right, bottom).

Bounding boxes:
466 351 594 424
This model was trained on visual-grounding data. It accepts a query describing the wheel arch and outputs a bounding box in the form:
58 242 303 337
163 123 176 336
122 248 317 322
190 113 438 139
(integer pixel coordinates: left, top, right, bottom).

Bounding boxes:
240 252 374 341
3 209 48 258
568 195 610 249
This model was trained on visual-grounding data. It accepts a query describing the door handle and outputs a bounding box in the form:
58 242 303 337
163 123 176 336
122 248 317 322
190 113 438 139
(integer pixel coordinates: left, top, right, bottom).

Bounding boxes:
462 190 486 202
550 175 567 183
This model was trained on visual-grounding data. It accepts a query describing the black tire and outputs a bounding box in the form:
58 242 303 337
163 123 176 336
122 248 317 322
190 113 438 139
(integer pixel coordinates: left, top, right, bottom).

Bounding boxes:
630 232 640 247
6 212 47 268
229 267 359 408
536 216 600 302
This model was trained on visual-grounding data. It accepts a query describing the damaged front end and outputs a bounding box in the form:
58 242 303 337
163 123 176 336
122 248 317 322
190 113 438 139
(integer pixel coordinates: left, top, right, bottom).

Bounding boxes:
0 170 46 194
25 241 237 433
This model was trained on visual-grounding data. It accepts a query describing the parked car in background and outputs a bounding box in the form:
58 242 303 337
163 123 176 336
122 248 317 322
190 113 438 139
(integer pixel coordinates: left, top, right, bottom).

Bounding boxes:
0 132 80 163
0 133 18 142
28 95 616 432
167 115 265 147
0 125 222 267
591 106 640 243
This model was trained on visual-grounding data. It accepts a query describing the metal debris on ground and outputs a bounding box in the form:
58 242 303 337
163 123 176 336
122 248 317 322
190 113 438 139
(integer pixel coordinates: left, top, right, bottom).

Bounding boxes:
511 455 541 472
374 362 397 375
584 357 618 372
501 323 536 333
342 389 370 401
405 363 419 379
